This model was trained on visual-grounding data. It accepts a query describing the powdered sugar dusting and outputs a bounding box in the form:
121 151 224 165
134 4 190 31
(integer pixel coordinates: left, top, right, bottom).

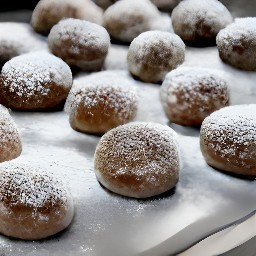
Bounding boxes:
0 105 21 161
31 0 103 34
1 51 72 100
201 104 256 162
127 31 185 82
216 17 256 70
130 31 185 57
64 71 138 121
217 17 256 40
149 13 174 32
0 162 69 210
94 122 180 198
48 18 110 68
160 67 229 124
103 0 161 42
0 22 47 62
0 106 20 142
171 0 233 43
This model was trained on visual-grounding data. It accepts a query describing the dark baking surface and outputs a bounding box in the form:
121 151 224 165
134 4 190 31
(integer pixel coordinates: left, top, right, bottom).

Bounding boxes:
0 1 255 256
0 1 37 11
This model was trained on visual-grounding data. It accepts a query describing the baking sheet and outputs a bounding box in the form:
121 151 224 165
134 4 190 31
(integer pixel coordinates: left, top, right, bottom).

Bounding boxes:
0 2 256 255
0 45 255 256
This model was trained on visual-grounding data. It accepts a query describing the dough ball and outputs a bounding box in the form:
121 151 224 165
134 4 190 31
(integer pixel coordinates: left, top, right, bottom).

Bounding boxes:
151 0 180 12
64 71 138 134
94 122 180 198
0 22 47 66
127 31 185 83
31 0 103 35
103 0 162 43
149 13 174 33
160 67 229 126
95 0 115 10
0 105 22 162
96 0 179 12
48 18 110 71
216 18 256 71
200 105 256 176
0 162 74 240
0 51 72 111
171 0 233 46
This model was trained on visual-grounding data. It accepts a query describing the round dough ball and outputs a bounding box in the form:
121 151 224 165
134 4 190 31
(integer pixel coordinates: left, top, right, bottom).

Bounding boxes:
200 105 256 176
160 67 229 126
48 18 110 71
0 22 47 66
96 0 179 12
151 0 180 12
171 0 233 46
127 31 185 83
31 0 103 35
94 122 180 198
65 72 138 134
103 0 161 43
149 13 174 33
216 18 256 71
95 0 115 10
0 51 72 111
0 162 74 240
0 105 22 162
